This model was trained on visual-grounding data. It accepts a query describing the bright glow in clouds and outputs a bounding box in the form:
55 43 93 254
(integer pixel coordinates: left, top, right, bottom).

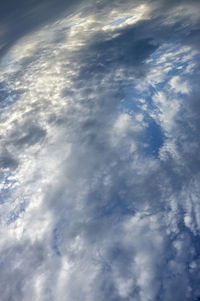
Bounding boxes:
0 0 200 300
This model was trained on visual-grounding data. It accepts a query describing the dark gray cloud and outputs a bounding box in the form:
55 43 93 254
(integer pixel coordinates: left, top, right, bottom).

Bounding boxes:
74 0 200 85
11 123 46 148
77 29 159 80
0 148 18 170
0 0 85 59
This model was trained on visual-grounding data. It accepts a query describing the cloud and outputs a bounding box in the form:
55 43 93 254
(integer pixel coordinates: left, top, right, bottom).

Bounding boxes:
1 0 200 300
0 0 86 59
169 76 190 94
0 147 18 170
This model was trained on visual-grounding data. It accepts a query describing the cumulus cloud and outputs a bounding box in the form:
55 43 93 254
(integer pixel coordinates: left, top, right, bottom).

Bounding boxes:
0 0 200 300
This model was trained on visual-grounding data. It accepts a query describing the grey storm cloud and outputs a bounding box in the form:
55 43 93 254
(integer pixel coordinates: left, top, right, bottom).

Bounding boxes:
0 0 200 300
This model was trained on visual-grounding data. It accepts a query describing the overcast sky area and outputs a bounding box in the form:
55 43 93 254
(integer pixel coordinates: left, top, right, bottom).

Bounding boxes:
0 0 200 300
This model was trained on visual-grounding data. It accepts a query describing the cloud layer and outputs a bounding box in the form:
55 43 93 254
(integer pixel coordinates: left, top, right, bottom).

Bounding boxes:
1 0 200 300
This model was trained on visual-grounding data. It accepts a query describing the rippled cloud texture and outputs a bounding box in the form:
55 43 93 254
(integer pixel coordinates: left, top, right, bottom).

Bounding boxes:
1 0 200 300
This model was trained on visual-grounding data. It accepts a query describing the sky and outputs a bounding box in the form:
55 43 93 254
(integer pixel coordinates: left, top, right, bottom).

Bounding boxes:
0 0 200 300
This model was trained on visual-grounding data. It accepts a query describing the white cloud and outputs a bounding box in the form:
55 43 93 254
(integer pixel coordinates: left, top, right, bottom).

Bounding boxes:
0 0 200 300
169 76 190 94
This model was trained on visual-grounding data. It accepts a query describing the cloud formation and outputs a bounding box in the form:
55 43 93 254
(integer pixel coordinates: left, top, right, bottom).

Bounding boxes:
0 0 200 300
